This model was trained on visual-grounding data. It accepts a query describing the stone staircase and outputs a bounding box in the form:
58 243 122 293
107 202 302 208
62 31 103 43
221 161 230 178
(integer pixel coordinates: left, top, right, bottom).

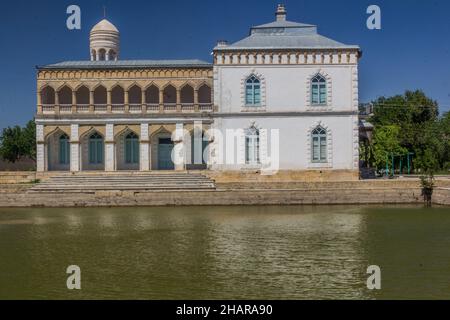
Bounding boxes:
28 173 216 193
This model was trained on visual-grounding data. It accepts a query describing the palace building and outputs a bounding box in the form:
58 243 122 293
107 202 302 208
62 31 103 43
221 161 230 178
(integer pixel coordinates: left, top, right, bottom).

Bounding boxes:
35 5 361 179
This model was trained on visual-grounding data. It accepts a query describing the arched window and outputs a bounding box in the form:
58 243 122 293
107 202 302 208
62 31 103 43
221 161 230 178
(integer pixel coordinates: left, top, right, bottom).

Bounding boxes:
58 86 72 105
311 74 327 105
311 126 327 162
109 50 116 61
245 75 261 106
198 84 211 104
180 85 194 104
41 86 55 105
125 132 139 164
245 127 260 165
88 132 104 164
145 85 159 104
98 49 106 61
59 134 70 165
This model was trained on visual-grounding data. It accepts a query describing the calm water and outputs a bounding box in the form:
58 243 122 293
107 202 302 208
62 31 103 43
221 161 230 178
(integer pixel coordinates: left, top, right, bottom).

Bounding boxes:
0 205 449 300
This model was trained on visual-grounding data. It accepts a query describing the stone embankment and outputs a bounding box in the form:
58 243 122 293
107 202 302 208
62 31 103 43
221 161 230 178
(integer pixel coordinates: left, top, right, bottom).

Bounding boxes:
0 171 448 208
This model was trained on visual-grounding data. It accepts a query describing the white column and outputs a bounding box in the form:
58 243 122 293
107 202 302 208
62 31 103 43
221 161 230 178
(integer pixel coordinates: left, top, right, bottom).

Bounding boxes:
70 124 80 172
140 123 150 171
173 123 185 171
193 121 203 165
36 124 45 172
105 123 115 171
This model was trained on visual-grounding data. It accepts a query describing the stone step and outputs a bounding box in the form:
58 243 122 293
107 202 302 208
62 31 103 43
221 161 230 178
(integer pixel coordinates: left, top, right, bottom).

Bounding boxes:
28 173 216 193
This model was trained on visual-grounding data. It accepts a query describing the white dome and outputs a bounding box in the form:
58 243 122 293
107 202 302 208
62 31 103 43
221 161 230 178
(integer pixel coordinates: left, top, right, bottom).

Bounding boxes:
91 19 119 33
89 19 120 61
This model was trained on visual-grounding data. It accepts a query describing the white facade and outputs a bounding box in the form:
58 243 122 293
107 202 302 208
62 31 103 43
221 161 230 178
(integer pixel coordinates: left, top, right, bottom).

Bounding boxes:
35 5 361 178
211 5 360 173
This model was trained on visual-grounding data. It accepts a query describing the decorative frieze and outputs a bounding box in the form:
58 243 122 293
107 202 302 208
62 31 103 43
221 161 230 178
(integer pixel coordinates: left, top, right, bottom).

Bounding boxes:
213 50 360 66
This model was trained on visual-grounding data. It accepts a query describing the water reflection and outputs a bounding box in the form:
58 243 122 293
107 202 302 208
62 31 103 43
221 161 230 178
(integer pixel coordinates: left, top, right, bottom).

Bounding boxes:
0 205 449 299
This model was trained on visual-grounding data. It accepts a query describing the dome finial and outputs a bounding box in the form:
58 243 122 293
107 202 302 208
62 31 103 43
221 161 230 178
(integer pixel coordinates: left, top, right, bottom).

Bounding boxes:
276 4 287 21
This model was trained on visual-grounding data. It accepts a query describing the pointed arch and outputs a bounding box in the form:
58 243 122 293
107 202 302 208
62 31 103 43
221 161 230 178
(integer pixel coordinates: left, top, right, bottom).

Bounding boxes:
115 127 140 170
180 84 194 104
307 122 333 167
145 84 160 105
57 85 72 105
111 84 124 104
40 85 55 105
94 85 107 105
128 84 142 105
240 70 266 109
76 85 90 105
198 84 212 104
245 124 260 165
150 126 175 171
163 84 177 104
98 49 106 61
45 128 71 171
306 70 332 109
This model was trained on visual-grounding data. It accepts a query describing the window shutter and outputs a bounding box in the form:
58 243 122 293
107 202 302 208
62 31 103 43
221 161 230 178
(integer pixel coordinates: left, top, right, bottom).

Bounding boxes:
311 85 319 104
320 137 327 161
254 86 261 105
97 141 103 163
133 140 139 164
125 139 131 163
319 85 327 104
312 137 319 161
89 141 95 164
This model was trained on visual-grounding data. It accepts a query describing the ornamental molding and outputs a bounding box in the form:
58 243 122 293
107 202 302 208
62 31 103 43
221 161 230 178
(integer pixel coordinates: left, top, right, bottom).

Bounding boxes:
305 69 333 111
306 121 333 169
214 49 360 66
38 68 213 82
240 69 267 111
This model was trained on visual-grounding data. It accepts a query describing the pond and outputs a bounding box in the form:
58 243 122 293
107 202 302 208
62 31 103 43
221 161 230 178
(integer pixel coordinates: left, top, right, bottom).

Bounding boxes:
0 205 449 300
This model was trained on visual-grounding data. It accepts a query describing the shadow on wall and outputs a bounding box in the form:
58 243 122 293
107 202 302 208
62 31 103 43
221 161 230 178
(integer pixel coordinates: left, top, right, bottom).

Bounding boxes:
0 158 36 171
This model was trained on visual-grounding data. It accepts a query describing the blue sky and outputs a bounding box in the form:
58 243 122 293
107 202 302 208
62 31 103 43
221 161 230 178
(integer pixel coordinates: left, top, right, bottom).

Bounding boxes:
0 0 449 130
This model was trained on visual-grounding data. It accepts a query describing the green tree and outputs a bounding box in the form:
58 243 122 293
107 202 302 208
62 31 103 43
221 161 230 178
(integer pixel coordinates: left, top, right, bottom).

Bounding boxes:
0 120 36 163
440 112 450 170
368 90 445 172
371 125 407 170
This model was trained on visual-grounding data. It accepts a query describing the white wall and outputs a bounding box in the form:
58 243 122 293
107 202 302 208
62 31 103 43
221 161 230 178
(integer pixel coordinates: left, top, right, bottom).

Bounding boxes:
214 64 358 113
212 115 357 171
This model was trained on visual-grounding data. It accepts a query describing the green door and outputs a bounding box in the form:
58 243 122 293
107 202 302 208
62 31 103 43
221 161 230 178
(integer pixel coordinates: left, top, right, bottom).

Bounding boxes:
158 138 174 170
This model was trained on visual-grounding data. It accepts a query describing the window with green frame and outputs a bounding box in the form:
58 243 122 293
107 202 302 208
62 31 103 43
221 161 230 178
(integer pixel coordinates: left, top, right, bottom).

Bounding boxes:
88 132 104 164
311 126 327 163
125 132 139 164
59 134 70 165
311 74 327 105
245 75 261 106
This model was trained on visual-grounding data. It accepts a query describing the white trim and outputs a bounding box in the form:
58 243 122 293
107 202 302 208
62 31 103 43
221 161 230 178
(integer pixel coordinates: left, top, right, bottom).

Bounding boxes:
306 121 333 169
305 70 332 111
240 69 266 111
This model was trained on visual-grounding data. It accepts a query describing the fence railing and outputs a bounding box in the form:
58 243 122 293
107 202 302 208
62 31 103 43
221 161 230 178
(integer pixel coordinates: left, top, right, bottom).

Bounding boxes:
38 103 214 114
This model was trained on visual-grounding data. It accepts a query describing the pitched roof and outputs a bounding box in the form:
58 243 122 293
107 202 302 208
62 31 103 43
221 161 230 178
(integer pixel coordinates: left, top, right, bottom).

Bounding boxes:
38 59 212 70
215 17 359 51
